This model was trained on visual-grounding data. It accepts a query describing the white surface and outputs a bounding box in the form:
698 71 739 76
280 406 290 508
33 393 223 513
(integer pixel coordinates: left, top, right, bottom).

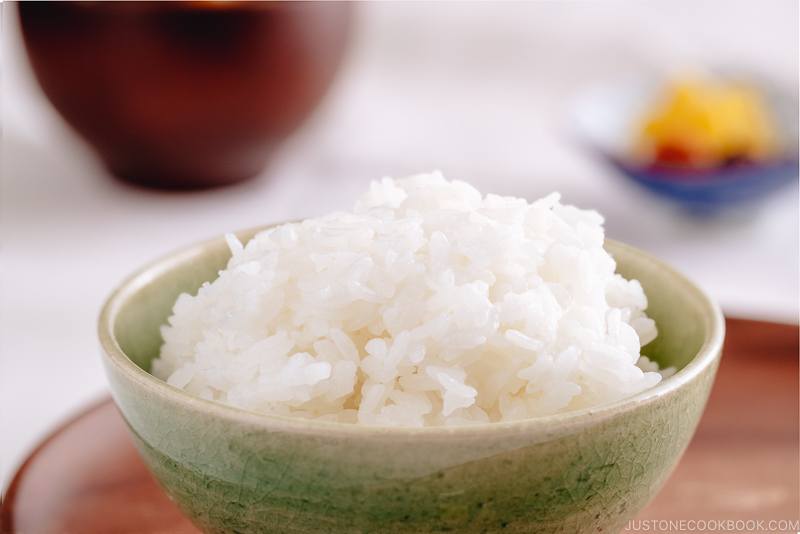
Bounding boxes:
2 1 798 489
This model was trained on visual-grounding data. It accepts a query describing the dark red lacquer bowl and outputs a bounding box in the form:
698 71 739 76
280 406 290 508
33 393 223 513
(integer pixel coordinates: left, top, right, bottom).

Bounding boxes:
19 1 353 189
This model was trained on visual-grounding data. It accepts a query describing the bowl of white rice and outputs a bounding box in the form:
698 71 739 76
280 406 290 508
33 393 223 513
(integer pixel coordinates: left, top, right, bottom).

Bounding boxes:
100 172 724 534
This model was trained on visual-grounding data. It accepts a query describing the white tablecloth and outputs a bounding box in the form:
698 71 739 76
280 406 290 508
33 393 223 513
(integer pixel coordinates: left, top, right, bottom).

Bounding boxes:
2 1 797 488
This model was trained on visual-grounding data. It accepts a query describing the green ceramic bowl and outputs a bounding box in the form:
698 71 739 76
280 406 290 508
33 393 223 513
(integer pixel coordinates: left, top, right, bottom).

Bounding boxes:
99 227 724 534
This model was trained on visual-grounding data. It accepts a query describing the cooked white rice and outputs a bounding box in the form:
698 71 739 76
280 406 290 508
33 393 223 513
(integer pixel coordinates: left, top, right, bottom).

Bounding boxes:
153 172 674 426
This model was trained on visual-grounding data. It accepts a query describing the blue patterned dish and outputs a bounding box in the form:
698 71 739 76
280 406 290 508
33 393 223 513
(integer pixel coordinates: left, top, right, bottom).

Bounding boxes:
571 73 798 214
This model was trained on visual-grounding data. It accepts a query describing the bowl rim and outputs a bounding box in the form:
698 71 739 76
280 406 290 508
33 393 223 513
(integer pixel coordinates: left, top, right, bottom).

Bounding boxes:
98 227 725 438
602 150 799 186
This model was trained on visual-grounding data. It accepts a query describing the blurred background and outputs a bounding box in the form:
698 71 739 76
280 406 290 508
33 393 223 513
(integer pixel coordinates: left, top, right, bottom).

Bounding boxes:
1 0 797 488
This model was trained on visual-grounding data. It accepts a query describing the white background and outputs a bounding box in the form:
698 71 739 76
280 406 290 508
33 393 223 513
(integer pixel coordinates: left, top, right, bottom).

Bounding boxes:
2 1 797 488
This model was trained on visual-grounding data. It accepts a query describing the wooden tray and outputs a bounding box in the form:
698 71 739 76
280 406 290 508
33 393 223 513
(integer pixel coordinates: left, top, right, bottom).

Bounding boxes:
2 318 798 533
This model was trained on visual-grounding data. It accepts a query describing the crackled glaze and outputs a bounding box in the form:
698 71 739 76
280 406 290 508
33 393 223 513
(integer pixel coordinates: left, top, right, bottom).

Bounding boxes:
99 231 724 534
